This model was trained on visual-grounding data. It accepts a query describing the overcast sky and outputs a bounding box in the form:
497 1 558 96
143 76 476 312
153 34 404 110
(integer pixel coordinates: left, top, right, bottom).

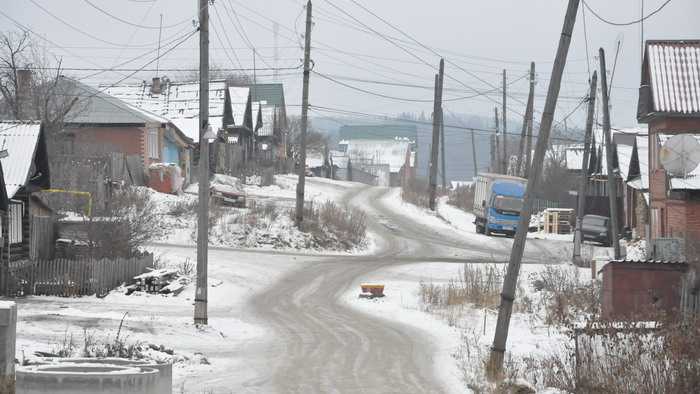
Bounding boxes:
3 0 699 128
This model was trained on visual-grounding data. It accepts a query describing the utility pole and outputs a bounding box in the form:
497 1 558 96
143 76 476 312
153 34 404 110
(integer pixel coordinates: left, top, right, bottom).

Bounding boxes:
599 48 622 259
194 0 210 326
428 59 445 211
502 70 508 175
471 129 478 178
516 62 535 177
489 0 580 378
523 75 535 179
493 107 500 173
440 114 447 190
295 0 312 228
573 71 598 265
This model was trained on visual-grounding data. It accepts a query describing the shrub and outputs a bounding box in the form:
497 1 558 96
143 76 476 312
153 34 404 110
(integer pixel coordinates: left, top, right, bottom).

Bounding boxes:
419 264 505 311
168 199 197 216
448 184 475 212
293 201 367 249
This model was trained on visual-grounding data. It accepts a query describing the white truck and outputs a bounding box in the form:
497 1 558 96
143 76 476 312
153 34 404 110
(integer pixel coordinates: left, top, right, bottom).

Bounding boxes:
473 173 528 237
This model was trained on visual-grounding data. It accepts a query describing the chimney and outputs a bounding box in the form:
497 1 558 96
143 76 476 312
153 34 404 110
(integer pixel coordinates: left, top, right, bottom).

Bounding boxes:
150 77 162 95
16 69 33 119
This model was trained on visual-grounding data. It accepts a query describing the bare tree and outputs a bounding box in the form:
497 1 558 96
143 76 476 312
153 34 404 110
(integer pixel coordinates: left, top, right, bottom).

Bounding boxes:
0 31 79 132
286 115 328 163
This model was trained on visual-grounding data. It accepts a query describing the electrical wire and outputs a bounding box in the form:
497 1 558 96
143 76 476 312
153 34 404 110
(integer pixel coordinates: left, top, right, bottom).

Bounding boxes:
582 0 673 26
210 3 245 71
83 0 193 30
28 0 189 48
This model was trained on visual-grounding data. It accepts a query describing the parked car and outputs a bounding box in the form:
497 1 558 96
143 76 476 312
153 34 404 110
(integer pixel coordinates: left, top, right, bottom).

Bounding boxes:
581 214 612 246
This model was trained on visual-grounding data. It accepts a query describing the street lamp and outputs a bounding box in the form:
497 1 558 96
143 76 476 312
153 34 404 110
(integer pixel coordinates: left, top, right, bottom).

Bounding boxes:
194 124 216 325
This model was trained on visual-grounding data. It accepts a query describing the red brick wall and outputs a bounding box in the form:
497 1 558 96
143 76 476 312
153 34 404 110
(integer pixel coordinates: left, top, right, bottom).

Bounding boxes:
602 263 686 320
72 126 146 161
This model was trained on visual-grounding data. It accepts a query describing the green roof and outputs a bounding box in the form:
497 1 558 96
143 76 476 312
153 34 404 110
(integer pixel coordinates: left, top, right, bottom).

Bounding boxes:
249 83 285 106
339 124 418 141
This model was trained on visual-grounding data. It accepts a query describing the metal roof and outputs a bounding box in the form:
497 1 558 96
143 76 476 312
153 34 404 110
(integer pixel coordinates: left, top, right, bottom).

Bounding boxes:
102 80 228 142
346 139 410 173
608 259 687 266
646 40 700 115
63 77 170 125
248 83 285 107
0 121 42 198
339 124 418 142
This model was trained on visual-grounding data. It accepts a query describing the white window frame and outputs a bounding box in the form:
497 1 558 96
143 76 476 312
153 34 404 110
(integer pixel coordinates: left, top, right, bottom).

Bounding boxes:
148 128 160 159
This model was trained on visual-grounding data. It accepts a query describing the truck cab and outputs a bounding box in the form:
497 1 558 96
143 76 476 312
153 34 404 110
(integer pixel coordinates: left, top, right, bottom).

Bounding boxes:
473 174 527 237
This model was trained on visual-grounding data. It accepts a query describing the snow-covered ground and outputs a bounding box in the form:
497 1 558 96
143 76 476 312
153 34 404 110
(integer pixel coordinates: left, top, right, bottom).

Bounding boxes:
150 174 376 254
342 261 589 393
15 245 325 392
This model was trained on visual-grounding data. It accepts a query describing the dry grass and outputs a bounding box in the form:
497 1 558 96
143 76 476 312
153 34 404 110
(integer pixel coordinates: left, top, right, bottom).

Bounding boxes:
420 264 504 311
296 201 368 249
448 184 475 212
401 177 430 208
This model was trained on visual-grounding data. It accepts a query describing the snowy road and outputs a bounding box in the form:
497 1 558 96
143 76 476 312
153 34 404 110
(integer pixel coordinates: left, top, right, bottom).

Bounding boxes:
238 183 562 393
13 179 568 393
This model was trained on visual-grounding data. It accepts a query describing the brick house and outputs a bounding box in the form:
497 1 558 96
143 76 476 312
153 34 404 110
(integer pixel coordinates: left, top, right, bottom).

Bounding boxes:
60 77 194 184
637 40 700 247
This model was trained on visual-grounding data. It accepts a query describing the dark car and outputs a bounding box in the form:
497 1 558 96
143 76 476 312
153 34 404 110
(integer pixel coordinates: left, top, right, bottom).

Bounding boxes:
581 214 611 246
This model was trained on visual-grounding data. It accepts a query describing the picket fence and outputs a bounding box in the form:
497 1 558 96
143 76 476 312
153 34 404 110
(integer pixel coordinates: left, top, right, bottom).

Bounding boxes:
7 254 153 297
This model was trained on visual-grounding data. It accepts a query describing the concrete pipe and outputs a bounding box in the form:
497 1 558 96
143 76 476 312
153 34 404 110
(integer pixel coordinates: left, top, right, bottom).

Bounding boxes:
16 364 159 394
36 358 172 394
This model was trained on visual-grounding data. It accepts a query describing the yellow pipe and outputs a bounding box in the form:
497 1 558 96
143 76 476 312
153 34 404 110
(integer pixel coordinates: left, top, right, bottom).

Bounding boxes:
42 189 93 217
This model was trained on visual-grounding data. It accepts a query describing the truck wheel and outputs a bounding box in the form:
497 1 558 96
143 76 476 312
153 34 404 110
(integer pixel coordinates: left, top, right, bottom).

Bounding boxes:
484 226 492 236
476 224 483 234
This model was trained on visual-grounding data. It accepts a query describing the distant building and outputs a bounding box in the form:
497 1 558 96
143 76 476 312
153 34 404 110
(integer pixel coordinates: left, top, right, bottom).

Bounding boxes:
338 124 417 187
248 83 288 166
637 40 700 246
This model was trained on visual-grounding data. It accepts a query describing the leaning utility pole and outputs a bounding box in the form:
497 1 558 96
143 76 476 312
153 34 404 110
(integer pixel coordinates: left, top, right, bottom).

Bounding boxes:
599 48 622 259
502 70 508 174
516 63 536 177
489 0 580 378
428 59 445 211
194 0 210 326
440 115 447 190
523 76 535 178
573 71 598 265
493 107 500 173
295 0 312 228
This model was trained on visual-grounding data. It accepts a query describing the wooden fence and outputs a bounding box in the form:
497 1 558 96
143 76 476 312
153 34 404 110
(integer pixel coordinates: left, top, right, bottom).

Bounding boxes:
6 254 153 297
681 268 699 320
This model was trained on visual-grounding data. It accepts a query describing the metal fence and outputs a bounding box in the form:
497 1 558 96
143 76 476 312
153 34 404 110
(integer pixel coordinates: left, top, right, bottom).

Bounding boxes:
6 254 153 297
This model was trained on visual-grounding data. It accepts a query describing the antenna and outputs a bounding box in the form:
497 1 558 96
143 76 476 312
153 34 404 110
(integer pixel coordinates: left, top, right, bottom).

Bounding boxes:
659 134 700 177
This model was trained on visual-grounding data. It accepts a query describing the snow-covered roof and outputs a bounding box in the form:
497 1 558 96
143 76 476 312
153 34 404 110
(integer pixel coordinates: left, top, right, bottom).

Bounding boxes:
346 139 410 173
0 121 42 198
228 86 250 128
646 41 700 115
102 80 228 142
254 102 275 137
306 151 325 168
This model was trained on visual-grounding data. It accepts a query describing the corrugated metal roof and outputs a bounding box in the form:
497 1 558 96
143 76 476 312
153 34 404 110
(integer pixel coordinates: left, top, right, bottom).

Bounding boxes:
609 259 687 266
647 41 700 115
103 80 227 142
0 121 42 198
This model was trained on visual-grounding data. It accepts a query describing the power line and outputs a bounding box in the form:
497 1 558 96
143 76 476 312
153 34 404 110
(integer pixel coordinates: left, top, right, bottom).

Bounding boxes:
83 0 194 30
210 3 245 71
28 0 188 48
582 0 673 26
0 65 302 72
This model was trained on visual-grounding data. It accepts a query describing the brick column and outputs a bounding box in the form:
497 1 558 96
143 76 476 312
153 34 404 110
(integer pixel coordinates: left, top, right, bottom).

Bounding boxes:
0 301 16 392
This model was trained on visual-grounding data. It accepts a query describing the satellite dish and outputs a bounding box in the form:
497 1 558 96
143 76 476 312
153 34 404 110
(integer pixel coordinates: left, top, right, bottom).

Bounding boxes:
659 134 700 177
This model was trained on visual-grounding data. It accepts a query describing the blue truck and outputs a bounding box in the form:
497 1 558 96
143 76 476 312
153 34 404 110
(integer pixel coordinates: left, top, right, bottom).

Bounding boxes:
472 173 527 237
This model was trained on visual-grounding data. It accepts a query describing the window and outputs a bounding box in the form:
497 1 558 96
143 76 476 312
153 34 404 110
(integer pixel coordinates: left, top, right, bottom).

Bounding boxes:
148 128 159 159
9 202 23 244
